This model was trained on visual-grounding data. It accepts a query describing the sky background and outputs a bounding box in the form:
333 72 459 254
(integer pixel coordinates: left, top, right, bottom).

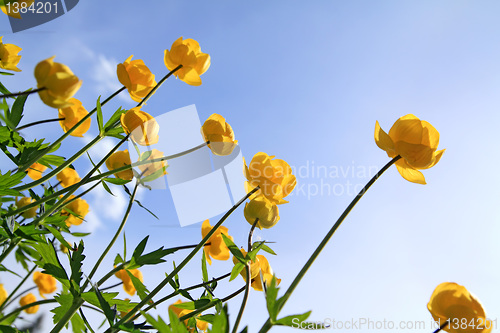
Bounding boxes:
1 1 500 332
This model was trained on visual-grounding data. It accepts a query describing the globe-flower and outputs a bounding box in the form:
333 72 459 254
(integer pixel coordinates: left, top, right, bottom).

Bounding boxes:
0 284 7 305
375 114 445 185
15 197 38 218
120 107 159 146
201 219 233 265
244 195 280 229
33 271 57 298
1 0 34 19
164 37 211 86
201 113 237 156
61 195 90 227
0 36 21 71
137 149 168 178
56 167 81 188
58 98 91 136
19 293 38 314
117 55 157 102
106 150 134 180
35 56 82 108
428 282 492 333
169 299 208 332
114 268 143 296
244 152 296 205
26 162 47 180
232 249 280 292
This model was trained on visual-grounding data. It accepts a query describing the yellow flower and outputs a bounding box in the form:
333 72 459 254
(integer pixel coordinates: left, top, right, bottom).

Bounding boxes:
244 152 296 205
0 284 7 305
428 282 492 333
61 195 90 227
15 197 38 218
106 150 134 180
244 195 279 229
34 56 82 108
33 271 57 298
169 299 208 332
232 249 280 292
19 293 38 314
120 107 159 146
1 0 34 19
0 36 21 71
164 37 210 86
117 55 156 103
201 219 232 265
56 167 81 188
58 98 91 137
137 149 168 178
201 113 237 156
26 162 47 180
114 268 143 296
375 114 445 184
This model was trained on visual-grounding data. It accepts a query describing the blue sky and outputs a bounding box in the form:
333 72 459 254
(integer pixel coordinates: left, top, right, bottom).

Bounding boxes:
1 1 500 332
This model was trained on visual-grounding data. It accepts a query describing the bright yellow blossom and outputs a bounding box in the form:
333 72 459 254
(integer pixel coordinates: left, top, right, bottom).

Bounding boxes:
232 249 280 292
33 271 57 298
117 55 156 102
201 113 237 156
164 37 210 86
244 195 279 229
35 56 82 108
19 293 38 314
56 167 81 188
0 36 21 71
427 282 492 333
58 98 91 136
0 284 7 305
169 299 208 332
61 195 89 227
106 150 134 181
15 197 38 218
120 107 159 146
201 219 232 265
137 149 167 178
375 114 445 184
26 162 47 180
114 268 143 296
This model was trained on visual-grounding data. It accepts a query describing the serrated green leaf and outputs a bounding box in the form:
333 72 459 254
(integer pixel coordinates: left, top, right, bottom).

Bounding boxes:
70 311 87 333
93 284 116 326
70 240 85 293
51 292 75 323
31 240 70 289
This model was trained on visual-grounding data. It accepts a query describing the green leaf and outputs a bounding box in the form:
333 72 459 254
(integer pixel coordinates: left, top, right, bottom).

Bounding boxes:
69 232 91 237
142 312 172 333
70 311 87 333
101 179 115 196
260 243 277 255
247 241 266 261
0 325 20 332
209 304 229 333
173 299 211 310
45 225 72 250
96 96 104 133
81 291 131 312
139 165 168 183
38 154 65 167
93 284 116 326
201 252 208 282
103 177 131 185
0 170 25 196
104 127 126 139
31 239 70 289
133 199 158 219
0 71 14 76
265 275 280 321
69 240 85 293
103 107 126 132
229 262 245 282
274 311 315 328
0 81 12 96
221 234 245 263
168 308 189 333
127 269 149 301
51 292 75 324
9 91 29 128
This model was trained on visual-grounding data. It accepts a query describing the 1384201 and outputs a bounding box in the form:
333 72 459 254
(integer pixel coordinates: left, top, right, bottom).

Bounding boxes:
6 1 59 15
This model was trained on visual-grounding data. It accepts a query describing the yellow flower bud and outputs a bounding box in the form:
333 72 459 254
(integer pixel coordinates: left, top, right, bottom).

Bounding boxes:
117 55 156 103
201 219 232 265
0 36 21 71
244 195 279 229
164 37 211 86
427 282 492 333
114 268 143 296
0 284 8 305
19 293 38 314
33 271 57 298
15 197 38 218
35 56 82 108
56 167 81 188
58 98 91 137
244 152 296 205
137 149 168 178
60 243 69 254
106 150 134 180
0 1 34 19
375 114 445 184
201 113 237 156
61 195 90 227
120 107 159 146
169 299 209 332
26 162 47 180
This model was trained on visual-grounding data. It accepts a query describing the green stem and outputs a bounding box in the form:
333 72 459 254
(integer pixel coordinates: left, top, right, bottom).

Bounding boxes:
0 239 19 265
0 87 45 99
0 265 36 310
17 86 126 173
232 219 258 333
136 65 182 108
0 299 56 323
258 156 401 333
82 181 139 291
8 142 208 217
16 117 65 131
107 186 260 333
50 298 85 333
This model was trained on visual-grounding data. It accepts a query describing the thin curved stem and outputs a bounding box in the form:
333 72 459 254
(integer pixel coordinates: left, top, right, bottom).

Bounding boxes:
0 299 55 323
16 118 65 131
0 87 45 99
136 65 182 108
0 265 36 310
258 156 401 333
